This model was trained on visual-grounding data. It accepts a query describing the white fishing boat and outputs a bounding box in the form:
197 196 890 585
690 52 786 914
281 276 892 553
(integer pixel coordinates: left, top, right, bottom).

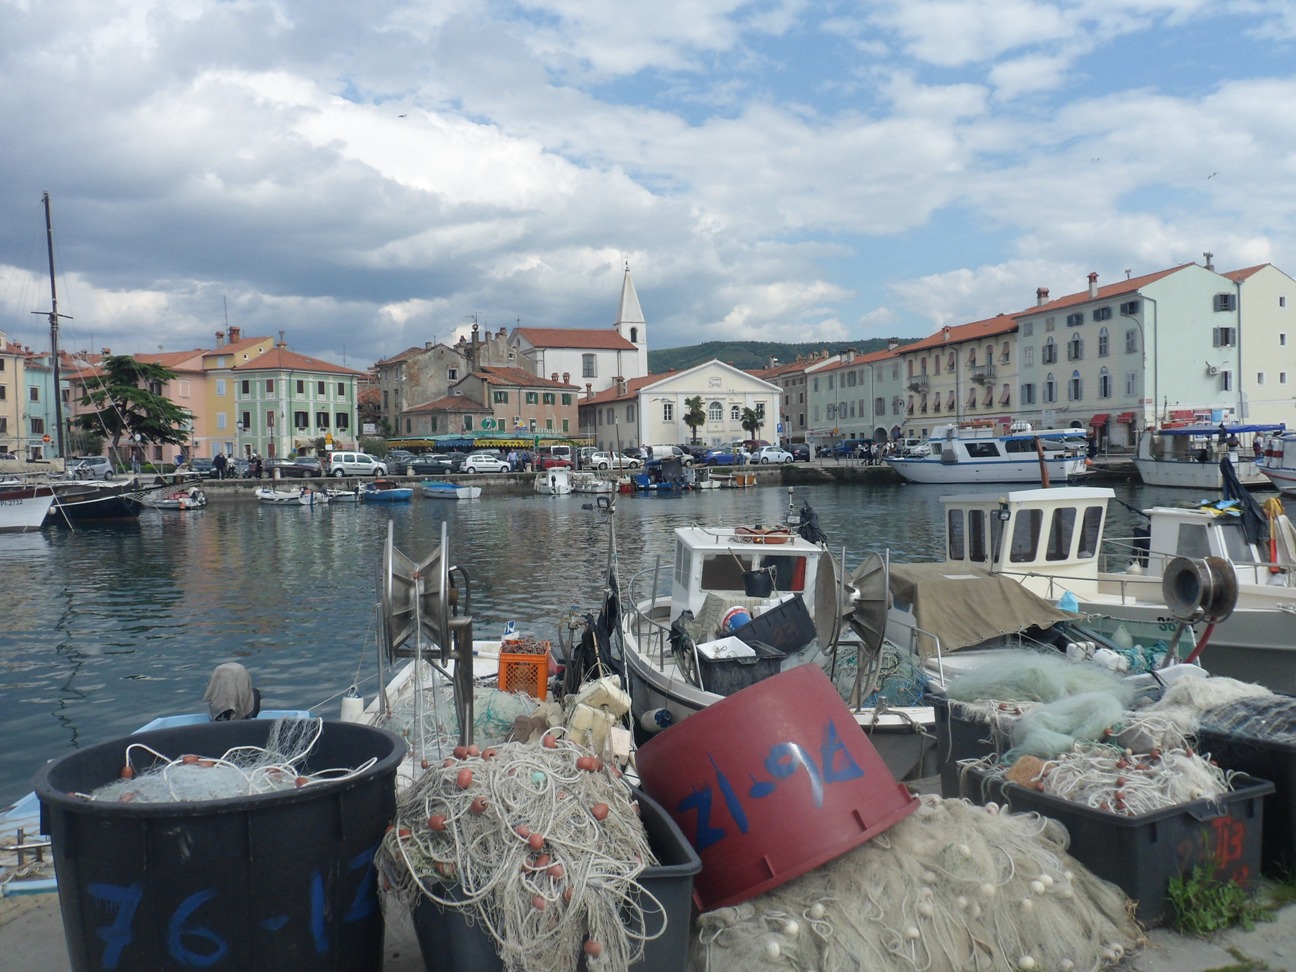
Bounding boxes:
619 492 938 781
141 486 206 511
325 485 363 502
1258 431 1296 495
0 483 55 532
255 486 329 506
420 481 482 500
534 468 573 495
885 422 1091 485
932 481 1296 693
569 472 614 494
1135 422 1285 490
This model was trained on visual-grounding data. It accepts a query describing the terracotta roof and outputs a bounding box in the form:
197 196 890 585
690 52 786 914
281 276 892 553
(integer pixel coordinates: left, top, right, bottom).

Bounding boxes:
1020 265 1192 315
804 347 900 373
202 335 274 359
373 346 427 366
899 314 1019 353
579 374 662 405
405 394 493 414
474 366 577 388
1222 264 1269 282
514 327 636 351
230 347 364 376
134 350 208 370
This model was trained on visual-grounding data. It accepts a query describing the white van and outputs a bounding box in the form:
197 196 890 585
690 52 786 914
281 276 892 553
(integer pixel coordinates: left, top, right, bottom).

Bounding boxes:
647 445 693 466
328 451 388 477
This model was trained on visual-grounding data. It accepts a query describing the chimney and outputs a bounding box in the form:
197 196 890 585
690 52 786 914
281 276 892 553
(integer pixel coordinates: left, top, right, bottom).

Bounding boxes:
229 326 241 342
942 326 951 343
551 372 559 382
888 339 899 351
615 376 627 397
425 341 434 350
585 382 593 399
276 329 286 348
102 347 111 356
562 372 570 384
215 330 225 347
1036 287 1049 306
1204 251 1215 271
1087 272 1098 298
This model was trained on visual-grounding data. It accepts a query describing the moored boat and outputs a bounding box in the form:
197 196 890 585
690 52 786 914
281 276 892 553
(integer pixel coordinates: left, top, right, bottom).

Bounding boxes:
0 483 55 532
360 479 413 502
420 480 482 500
255 486 328 506
1135 422 1284 489
933 480 1296 692
885 422 1090 485
140 485 206 511
1258 431 1296 494
534 468 573 495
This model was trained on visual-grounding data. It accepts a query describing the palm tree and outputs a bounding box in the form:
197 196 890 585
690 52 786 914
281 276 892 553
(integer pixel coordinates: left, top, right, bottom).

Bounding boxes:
683 396 706 445
741 407 765 444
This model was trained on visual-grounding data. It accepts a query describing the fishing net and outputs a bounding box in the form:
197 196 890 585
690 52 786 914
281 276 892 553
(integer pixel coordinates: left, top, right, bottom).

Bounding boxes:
85 718 375 804
944 650 1137 707
375 671 542 767
690 794 1142 972
1144 676 1274 736
823 643 929 708
1200 693 1296 743
378 736 659 972
1008 692 1129 760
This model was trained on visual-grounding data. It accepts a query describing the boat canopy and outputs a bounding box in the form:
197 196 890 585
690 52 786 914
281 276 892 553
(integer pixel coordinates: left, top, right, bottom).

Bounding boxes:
1153 423 1285 436
889 561 1079 656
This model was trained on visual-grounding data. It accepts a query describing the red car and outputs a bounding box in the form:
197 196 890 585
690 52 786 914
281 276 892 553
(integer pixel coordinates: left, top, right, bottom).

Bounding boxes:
535 454 573 470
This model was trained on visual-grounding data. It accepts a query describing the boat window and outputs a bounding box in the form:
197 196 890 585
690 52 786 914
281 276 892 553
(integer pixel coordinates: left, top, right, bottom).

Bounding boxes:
1010 510 1043 563
1174 524 1210 560
967 510 988 563
990 516 1005 565
1045 507 1077 561
1004 439 1034 454
965 443 1001 458
675 545 690 587
948 510 966 560
1078 507 1103 559
762 554 808 592
700 553 754 591
1218 520 1260 564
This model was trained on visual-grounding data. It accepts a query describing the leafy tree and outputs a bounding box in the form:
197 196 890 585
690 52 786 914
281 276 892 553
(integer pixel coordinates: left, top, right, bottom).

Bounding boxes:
741 407 765 443
683 396 706 444
75 355 193 463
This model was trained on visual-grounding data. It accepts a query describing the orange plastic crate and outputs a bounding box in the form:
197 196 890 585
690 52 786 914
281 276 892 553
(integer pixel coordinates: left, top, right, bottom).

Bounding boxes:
498 650 549 700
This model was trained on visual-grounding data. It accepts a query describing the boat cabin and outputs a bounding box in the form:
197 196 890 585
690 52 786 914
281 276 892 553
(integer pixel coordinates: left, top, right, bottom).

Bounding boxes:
668 525 824 624
940 486 1114 584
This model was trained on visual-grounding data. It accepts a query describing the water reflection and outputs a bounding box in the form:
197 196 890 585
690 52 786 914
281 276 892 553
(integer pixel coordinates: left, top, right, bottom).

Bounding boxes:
0 481 1281 803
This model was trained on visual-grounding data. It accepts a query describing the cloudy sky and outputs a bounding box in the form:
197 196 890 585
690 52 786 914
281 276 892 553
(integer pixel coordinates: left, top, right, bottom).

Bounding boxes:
0 0 1293 370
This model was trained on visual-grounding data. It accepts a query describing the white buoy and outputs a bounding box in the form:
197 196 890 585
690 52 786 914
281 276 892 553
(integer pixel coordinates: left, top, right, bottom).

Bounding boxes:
639 708 673 733
340 693 365 723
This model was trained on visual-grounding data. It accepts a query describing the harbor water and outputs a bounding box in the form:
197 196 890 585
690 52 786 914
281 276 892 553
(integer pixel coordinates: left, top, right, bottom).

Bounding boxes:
0 478 1274 805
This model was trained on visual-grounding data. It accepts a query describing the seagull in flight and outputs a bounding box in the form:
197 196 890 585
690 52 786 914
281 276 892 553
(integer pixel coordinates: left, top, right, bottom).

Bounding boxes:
398 113 407 118
1207 171 1217 179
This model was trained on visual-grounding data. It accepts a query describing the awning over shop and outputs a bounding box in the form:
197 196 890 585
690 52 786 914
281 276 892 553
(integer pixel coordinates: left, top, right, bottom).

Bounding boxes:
1089 414 1110 427
1115 412 1137 424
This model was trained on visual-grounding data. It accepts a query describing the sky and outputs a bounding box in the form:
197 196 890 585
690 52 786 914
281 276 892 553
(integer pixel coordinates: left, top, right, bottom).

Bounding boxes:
0 0 1293 371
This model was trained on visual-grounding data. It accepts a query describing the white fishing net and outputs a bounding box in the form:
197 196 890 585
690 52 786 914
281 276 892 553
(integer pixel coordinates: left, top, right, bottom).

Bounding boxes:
85 718 374 804
378 736 659 972
690 794 1142 972
944 651 1137 707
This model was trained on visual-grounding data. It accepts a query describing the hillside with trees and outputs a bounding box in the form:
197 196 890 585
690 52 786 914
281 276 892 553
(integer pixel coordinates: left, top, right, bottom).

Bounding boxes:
647 338 908 374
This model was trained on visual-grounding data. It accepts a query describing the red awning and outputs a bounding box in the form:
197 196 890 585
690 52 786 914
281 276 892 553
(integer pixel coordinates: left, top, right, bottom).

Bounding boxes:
1115 411 1137 423
1089 414 1110 426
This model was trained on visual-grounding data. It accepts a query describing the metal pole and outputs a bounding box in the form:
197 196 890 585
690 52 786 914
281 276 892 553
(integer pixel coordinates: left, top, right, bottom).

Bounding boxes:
35 191 71 459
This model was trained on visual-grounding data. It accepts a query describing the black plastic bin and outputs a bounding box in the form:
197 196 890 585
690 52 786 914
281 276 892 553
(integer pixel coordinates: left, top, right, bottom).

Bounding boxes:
1197 727 1296 876
697 640 783 696
960 764 1273 927
35 719 406 972
411 786 701 971
930 694 1009 798
734 593 816 654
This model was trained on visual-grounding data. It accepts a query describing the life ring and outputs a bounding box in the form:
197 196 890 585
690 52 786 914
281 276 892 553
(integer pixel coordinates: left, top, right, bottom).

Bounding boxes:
736 526 793 544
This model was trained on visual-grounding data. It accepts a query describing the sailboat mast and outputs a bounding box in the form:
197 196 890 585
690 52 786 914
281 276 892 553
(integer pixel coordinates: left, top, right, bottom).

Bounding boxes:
40 190 69 459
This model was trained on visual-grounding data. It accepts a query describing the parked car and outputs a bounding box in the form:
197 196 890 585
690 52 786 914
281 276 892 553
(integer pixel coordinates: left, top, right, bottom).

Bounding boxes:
386 450 416 469
188 457 216 478
588 451 642 471
461 452 511 474
791 443 811 462
268 456 325 478
400 454 457 476
328 451 388 477
69 455 114 480
701 448 742 466
535 454 573 471
753 446 793 464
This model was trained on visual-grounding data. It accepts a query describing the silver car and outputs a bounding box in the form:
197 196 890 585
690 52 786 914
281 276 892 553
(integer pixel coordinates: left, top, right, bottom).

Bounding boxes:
70 455 113 480
588 451 642 471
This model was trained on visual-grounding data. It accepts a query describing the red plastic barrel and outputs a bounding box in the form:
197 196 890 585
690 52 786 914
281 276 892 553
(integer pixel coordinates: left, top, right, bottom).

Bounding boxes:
636 665 919 911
